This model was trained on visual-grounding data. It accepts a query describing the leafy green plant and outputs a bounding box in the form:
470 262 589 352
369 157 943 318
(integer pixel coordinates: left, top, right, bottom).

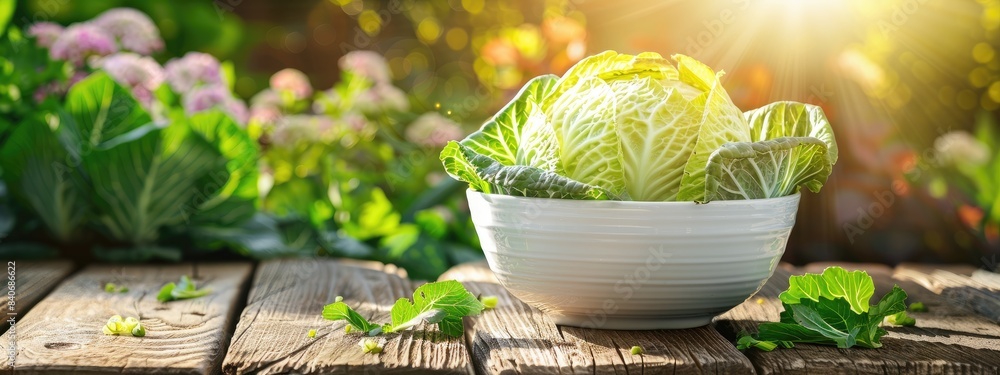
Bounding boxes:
736 267 908 351
441 51 838 203
926 112 1000 243
322 280 484 338
239 54 481 279
0 72 258 260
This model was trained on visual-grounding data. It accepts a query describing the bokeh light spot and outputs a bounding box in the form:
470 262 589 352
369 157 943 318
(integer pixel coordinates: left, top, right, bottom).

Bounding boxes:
359 10 382 36
285 32 306 53
417 18 442 44
461 0 484 14
313 24 336 46
972 42 995 63
446 28 468 50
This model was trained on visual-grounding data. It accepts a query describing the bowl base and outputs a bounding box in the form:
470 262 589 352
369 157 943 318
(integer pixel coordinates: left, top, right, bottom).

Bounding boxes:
549 314 714 330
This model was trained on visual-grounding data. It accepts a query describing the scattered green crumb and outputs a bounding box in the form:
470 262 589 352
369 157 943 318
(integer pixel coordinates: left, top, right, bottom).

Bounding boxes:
630 345 644 355
908 302 928 312
755 297 765 305
885 311 916 326
480 295 499 309
308 329 317 338
102 315 146 337
360 338 383 354
104 283 128 293
345 325 353 333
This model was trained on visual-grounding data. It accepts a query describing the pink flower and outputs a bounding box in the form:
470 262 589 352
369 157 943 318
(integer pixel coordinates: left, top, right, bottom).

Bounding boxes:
405 112 463 148
27 22 64 48
339 50 392 85
184 85 249 124
270 115 334 146
249 89 282 124
50 24 117 66
269 68 312 100
164 52 223 94
250 105 281 125
99 53 164 106
92 8 164 55
356 84 409 113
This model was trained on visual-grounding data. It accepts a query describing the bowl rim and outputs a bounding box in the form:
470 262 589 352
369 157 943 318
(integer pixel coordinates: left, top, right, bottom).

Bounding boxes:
466 189 801 207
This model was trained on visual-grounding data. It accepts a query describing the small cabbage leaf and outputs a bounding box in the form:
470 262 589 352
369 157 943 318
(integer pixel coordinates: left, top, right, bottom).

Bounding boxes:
441 142 611 200
456 75 559 169
442 75 569 195
703 137 829 201
702 102 837 201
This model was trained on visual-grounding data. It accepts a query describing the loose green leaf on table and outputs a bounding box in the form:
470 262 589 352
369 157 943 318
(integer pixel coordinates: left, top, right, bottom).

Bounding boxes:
321 280 484 338
885 311 916 326
157 275 211 302
738 266 909 351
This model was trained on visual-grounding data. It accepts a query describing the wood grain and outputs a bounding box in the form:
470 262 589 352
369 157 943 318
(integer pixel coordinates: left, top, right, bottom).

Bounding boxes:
715 263 1000 375
222 259 472 375
0 262 252 375
3 261 75 334
894 266 1000 323
441 262 755 374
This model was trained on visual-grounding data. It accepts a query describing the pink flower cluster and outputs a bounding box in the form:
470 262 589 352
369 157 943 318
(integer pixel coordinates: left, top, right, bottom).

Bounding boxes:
27 22 63 48
270 69 313 100
164 52 225 94
184 85 249 124
404 112 464 148
339 51 409 113
98 53 164 106
338 50 392 85
49 24 118 67
91 8 164 55
36 7 164 66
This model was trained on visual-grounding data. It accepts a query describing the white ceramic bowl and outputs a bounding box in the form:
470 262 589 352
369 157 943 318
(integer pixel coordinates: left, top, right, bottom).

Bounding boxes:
467 190 800 330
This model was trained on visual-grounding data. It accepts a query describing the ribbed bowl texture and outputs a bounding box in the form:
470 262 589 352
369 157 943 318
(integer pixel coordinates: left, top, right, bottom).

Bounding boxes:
467 190 800 329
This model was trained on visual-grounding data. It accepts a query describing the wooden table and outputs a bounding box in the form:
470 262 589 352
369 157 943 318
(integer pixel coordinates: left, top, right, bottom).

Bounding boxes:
1 259 998 374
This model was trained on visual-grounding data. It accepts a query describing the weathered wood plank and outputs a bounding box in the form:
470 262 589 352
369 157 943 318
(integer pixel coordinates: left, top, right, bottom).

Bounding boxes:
896 262 980 277
3 261 75 335
894 266 1000 323
222 259 472 375
1 262 252 375
972 269 1000 289
441 262 755 374
715 263 1000 375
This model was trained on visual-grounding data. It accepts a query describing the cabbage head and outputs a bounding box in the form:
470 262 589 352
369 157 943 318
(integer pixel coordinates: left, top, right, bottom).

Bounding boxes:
440 51 837 202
